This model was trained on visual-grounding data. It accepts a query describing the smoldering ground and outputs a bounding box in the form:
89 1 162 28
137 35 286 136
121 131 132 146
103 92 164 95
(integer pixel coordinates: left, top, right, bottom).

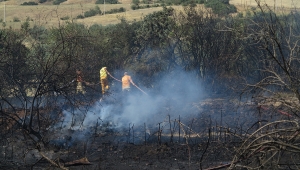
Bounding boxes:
47 71 207 144
49 70 262 147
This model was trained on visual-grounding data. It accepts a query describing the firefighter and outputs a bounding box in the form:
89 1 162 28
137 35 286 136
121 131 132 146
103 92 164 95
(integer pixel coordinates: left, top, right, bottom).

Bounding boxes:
122 72 135 92
100 67 110 94
76 69 85 94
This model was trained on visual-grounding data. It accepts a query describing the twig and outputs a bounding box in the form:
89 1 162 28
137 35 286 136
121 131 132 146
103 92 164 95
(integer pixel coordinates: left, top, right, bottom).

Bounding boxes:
39 151 68 170
200 117 212 170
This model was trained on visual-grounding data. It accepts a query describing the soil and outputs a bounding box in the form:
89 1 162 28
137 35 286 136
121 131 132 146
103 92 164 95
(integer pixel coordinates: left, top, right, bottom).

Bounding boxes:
19 134 236 170
1 96 285 170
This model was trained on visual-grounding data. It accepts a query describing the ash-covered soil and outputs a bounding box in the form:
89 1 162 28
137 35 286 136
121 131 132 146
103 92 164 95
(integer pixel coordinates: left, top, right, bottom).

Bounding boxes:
71 142 232 170
17 134 235 170
1 95 290 170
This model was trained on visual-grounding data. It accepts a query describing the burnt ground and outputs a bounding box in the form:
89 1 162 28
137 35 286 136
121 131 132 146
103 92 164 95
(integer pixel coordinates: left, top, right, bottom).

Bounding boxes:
70 141 234 170
0 97 247 170
17 133 238 170
0 94 292 170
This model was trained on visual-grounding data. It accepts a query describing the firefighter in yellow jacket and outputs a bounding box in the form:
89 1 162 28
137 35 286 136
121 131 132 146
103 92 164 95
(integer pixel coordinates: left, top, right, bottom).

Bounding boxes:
100 67 109 94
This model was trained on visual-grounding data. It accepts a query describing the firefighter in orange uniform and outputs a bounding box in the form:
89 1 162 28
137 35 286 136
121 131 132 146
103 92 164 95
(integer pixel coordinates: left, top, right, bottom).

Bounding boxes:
122 72 135 92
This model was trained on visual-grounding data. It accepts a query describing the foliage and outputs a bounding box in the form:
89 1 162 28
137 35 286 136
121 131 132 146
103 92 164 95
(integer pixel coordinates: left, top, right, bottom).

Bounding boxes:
131 3 160 10
142 0 151 4
204 0 237 15
131 4 138 10
76 14 84 19
157 0 204 6
132 6 180 76
53 0 66 5
132 0 139 5
39 0 47 3
60 16 70 20
21 1 38 5
105 7 126 14
13 17 20 22
21 21 30 32
84 6 102 18
95 0 118 4
0 30 29 82
135 7 175 49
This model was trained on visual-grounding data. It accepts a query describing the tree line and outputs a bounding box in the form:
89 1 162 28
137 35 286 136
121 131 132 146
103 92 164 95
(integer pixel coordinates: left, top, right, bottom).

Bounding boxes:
1 4 300 98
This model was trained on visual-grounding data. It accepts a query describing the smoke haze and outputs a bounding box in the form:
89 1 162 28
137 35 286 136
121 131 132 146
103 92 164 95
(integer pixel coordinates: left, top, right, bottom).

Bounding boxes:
59 71 205 136
51 70 264 146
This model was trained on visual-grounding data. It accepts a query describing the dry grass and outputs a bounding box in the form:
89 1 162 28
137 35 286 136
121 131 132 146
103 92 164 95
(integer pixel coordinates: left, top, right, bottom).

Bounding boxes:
77 6 189 26
77 7 165 26
230 0 300 9
0 0 186 28
0 3 133 28
230 0 300 17
232 0 300 8
0 0 299 29
0 0 136 28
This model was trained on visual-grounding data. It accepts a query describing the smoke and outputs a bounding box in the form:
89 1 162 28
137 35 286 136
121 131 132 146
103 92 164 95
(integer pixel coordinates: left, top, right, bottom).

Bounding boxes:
50 69 268 147
53 70 206 144
100 71 203 126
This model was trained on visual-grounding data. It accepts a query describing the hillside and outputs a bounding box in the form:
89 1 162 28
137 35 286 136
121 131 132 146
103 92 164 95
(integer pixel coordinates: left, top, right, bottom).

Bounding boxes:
230 0 300 9
0 0 170 28
0 0 299 29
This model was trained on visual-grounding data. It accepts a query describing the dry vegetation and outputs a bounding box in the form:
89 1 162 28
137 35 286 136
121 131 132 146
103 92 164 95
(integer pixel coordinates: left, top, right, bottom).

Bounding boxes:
0 0 299 28
230 0 300 8
0 0 191 28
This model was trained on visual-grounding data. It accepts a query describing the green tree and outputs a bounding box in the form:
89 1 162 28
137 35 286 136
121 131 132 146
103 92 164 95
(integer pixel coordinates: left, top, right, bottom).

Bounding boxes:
204 0 237 16
132 0 140 5
95 0 118 4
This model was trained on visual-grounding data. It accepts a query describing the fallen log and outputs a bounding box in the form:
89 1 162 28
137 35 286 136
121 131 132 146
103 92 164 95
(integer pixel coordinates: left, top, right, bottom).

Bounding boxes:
64 157 92 167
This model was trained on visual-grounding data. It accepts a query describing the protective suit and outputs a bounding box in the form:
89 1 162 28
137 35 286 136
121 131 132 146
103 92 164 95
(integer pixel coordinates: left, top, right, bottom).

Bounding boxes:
122 72 134 91
100 67 109 94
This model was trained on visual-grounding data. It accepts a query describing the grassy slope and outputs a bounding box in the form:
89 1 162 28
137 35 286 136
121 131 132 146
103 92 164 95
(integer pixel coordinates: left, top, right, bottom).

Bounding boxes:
230 0 300 9
0 0 299 29
0 0 173 29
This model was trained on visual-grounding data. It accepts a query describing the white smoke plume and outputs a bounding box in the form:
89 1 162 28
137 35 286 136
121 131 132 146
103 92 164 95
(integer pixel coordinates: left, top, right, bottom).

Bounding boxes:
54 71 206 144
73 72 202 125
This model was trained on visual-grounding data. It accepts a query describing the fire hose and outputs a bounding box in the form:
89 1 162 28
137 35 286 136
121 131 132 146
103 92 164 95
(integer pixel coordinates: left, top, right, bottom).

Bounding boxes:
132 83 148 95
106 71 122 82
107 71 148 95
63 71 148 95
